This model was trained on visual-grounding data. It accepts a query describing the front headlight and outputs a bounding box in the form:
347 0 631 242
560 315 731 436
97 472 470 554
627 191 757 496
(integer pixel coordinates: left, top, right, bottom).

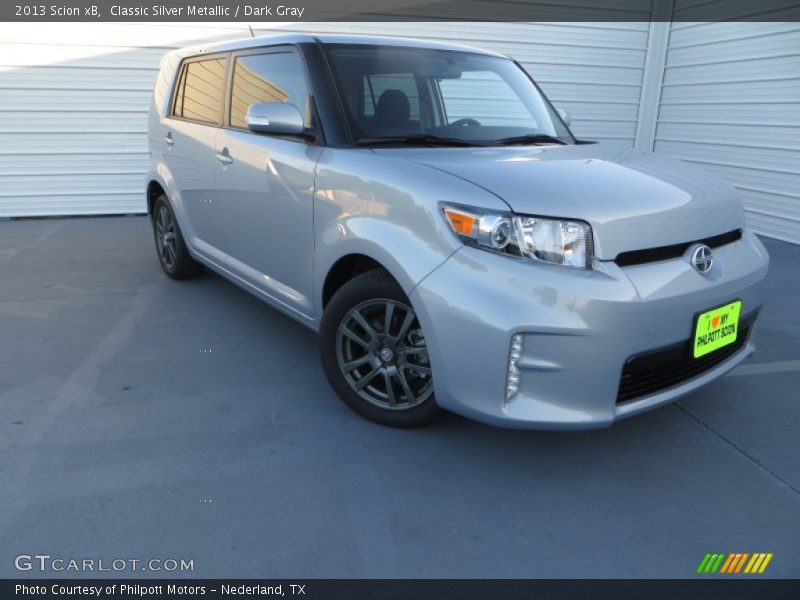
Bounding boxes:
442 204 593 269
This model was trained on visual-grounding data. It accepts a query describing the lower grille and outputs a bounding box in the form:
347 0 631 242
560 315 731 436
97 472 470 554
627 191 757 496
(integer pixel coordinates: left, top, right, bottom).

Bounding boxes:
617 313 755 404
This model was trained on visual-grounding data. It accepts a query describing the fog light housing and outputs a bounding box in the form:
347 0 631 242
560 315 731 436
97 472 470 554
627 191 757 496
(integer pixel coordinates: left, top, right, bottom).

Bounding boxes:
505 334 524 403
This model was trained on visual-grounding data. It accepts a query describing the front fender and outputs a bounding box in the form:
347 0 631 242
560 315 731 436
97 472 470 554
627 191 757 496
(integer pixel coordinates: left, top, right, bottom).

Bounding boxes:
312 148 508 320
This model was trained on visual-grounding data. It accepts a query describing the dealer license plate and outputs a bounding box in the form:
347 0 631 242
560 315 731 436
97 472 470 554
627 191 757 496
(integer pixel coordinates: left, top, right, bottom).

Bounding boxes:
693 300 742 358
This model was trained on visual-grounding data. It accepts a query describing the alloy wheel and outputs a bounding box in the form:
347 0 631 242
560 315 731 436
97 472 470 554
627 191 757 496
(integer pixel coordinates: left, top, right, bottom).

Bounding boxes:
155 205 177 269
336 299 433 410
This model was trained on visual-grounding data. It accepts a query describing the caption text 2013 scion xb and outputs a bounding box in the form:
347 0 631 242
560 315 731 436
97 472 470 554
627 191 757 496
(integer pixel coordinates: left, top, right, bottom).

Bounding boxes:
146 34 769 429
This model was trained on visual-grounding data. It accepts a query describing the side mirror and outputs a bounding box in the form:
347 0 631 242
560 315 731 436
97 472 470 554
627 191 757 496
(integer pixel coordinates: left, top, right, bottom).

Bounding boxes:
556 108 572 126
246 102 305 136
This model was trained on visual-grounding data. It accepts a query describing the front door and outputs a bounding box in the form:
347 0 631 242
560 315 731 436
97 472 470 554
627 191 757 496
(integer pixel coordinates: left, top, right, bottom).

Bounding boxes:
214 49 321 318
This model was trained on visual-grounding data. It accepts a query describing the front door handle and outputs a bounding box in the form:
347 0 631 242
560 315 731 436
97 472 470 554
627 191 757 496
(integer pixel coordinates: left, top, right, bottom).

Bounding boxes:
215 150 233 165
163 132 175 146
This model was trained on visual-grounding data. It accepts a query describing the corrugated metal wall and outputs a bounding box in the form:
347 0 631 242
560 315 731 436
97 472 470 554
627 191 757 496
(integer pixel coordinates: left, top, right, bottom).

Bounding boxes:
653 21 800 244
0 18 798 244
0 21 649 218
0 24 249 216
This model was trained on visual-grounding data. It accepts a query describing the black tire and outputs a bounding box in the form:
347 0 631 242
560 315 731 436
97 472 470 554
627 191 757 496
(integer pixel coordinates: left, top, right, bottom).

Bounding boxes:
320 269 441 427
152 194 203 280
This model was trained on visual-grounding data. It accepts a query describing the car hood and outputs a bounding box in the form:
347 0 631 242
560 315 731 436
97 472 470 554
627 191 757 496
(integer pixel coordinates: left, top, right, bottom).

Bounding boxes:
373 144 745 260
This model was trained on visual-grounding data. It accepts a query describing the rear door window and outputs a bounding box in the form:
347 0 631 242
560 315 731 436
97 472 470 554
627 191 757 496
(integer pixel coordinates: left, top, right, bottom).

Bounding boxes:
172 57 227 126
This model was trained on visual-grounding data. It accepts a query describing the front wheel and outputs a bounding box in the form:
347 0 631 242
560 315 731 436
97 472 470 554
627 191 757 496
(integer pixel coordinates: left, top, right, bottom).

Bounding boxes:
319 270 440 427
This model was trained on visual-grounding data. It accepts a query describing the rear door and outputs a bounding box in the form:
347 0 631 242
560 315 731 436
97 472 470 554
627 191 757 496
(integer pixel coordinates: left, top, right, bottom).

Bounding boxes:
214 47 322 318
163 54 228 263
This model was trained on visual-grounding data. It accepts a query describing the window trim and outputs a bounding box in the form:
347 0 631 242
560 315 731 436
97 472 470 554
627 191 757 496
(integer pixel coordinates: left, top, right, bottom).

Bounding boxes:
365 74 377 115
169 52 230 127
510 58 576 143
433 79 449 125
222 45 323 144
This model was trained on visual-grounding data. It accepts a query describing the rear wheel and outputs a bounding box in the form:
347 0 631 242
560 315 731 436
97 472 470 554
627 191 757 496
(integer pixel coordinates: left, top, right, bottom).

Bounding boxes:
320 270 440 427
152 194 202 280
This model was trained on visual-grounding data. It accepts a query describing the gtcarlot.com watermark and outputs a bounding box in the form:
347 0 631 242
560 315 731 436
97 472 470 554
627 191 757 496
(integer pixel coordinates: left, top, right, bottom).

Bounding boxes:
14 554 194 573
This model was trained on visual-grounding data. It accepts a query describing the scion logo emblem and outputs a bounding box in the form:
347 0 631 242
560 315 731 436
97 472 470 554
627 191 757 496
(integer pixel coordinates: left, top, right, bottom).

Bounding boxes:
690 244 714 274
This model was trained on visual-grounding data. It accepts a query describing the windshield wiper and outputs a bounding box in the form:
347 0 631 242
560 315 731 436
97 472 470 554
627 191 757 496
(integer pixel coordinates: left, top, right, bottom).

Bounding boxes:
355 134 481 147
493 134 567 146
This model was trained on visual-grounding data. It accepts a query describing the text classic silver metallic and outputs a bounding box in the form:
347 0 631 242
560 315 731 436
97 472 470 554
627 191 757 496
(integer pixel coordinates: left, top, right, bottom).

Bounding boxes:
146 34 769 429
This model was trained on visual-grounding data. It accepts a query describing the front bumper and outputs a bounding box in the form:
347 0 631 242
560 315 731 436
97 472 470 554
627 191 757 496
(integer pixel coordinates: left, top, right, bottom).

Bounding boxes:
410 231 769 429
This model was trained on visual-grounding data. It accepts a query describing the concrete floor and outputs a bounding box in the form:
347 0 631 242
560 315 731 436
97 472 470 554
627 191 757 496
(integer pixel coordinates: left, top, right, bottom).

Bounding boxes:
1 216 798 579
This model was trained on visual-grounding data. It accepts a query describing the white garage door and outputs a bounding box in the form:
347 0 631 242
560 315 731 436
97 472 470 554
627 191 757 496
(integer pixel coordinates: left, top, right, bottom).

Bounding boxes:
0 21 649 218
654 22 800 244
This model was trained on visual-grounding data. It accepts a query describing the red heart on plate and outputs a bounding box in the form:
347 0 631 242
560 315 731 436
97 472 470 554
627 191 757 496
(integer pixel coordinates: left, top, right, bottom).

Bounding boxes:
711 316 720 329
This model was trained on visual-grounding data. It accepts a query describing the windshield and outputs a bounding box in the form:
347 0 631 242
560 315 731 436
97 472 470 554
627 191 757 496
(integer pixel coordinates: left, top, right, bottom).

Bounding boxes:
324 44 574 146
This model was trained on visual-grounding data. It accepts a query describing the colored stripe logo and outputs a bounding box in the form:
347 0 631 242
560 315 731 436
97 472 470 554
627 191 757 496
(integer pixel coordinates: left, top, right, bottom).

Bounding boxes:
697 552 773 574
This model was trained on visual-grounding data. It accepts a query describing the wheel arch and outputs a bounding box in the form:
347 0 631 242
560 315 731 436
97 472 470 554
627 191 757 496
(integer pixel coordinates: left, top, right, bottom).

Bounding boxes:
322 253 396 309
314 232 456 326
147 180 166 218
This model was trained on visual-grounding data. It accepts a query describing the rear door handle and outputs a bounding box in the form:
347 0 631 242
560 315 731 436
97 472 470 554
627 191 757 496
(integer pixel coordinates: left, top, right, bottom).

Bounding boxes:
163 133 175 146
215 150 233 165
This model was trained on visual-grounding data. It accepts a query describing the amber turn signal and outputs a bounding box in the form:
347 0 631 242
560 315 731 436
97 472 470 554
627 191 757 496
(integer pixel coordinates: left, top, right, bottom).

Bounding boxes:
443 208 476 235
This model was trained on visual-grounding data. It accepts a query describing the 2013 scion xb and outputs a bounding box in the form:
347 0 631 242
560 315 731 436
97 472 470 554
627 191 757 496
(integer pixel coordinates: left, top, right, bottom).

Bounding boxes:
147 34 769 429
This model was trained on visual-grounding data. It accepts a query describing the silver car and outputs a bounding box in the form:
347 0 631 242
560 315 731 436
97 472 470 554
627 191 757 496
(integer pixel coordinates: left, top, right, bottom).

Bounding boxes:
146 34 769 429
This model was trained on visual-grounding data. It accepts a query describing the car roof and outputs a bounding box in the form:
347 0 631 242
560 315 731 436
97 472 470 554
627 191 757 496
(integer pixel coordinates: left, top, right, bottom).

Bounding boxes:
172 33 508 60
